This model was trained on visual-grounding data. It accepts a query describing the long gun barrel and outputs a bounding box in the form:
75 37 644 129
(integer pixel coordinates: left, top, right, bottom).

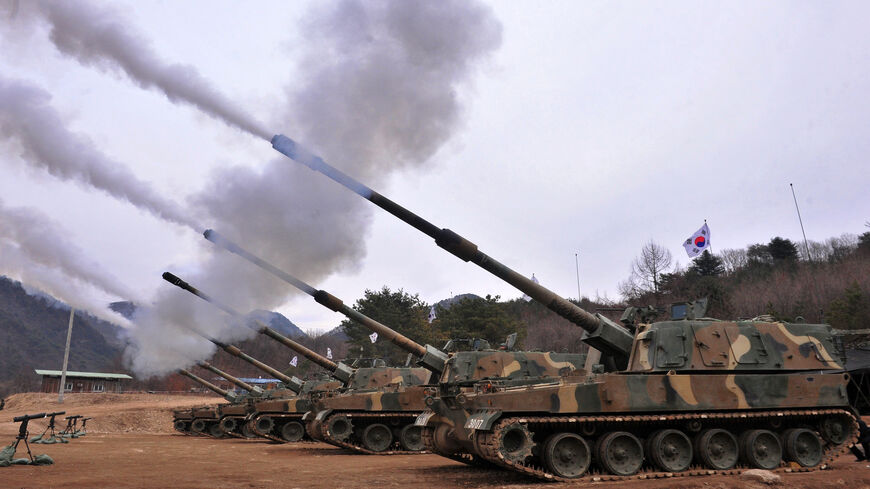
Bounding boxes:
162 272 353 383
271 134 633 360
196 362 264 396
178 369 238 401
203 229 448 374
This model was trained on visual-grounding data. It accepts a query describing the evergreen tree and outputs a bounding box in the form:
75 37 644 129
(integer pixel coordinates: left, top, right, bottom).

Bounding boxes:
828 281 869 330
768 237 799 262
339 287 433 365
688 250 725 276
434 295 525 347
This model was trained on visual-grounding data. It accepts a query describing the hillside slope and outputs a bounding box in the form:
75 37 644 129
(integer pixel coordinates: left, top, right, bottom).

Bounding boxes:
0 277 124 396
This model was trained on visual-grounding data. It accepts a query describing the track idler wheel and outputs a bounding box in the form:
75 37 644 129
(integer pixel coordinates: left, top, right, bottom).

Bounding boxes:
256 416 275 434
362 423 393 452
739 429 782 470
326 415 354 442
648 429 692 472
694 428 739 470
497 423 535 464
220 417 237 434
783 428 823 467
597 431 643 476
542 433 591 479
399 424 425 451
282 421 305 442
819 416 850 445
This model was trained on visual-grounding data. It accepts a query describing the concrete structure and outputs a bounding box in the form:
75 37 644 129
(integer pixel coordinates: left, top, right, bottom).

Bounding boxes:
36 370 132 394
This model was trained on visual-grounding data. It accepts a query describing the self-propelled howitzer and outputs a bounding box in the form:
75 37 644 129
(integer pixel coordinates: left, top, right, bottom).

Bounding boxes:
175 369 236 437
204 230 588 456
272 135 857 480
163 271 432 450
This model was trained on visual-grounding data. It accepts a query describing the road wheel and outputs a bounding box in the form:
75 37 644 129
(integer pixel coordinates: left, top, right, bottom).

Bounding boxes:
783 428 823 467
542 433 591 478
282 421 305 442
399 424 425 451
597 431 643 476
256 416 275 434
740 429 782 470
695 428 738 470
648 429 692 472
362 423 393 452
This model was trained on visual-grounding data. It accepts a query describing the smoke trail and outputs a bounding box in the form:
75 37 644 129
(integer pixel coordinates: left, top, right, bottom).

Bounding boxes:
0 75 199 229
16 0 270 140
0 198 137 301
124 0 501 377
0 243 133 326
5 0 501 377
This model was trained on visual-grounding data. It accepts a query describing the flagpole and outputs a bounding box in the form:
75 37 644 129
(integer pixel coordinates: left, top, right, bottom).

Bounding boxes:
790 183 811 260
574 252 581 302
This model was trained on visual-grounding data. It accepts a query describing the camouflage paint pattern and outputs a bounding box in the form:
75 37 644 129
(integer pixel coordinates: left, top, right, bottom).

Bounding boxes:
628 321 843 372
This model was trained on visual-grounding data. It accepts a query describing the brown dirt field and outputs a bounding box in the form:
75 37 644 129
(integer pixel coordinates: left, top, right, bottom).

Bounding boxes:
1 393 870 489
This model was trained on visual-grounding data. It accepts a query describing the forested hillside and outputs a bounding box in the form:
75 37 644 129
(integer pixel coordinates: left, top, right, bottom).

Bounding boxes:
4 227 868 396
0 277 124 397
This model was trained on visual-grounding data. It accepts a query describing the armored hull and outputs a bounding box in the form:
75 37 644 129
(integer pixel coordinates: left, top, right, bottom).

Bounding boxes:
417 319 857 481
301 367 433 454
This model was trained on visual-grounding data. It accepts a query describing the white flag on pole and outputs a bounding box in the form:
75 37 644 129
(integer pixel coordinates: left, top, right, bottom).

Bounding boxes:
428 306 437 324
522 274 539 302
326 348 333 360
289 355 298 367
683 223 711 258
369 332 378 343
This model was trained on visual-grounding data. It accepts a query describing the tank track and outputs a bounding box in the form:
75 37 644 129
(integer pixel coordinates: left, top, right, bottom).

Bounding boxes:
321 411 429 455
250 413 314 443
473 408 857 482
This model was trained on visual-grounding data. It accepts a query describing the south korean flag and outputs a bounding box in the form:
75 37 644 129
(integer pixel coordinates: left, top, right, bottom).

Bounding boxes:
683 223 711 258
369 332 378 343
289 356 298 367
326 348 333 360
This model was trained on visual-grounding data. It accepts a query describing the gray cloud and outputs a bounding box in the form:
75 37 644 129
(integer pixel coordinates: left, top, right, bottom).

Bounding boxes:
0 75 199 229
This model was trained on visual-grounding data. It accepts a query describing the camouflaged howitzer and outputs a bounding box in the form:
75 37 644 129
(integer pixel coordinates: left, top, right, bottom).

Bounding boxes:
204 229 588 455
195 362 267 439
176 369 237 437
272 134 858 481
163 270 431 450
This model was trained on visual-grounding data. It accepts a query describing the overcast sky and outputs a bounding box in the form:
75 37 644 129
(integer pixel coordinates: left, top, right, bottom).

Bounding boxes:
1 0 868 342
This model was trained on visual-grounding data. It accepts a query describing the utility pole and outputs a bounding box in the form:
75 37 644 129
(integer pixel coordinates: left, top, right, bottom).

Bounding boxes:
58 308 75 404
790 183 811 260
574 252 582 302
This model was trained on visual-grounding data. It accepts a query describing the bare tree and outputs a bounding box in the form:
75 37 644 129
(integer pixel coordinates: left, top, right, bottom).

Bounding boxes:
629 241 673 295
719 248 748 274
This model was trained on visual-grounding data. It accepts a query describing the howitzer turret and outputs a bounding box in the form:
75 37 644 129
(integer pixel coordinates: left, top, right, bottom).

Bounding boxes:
178 369 238 402
162 271 353 384
203 229 448 374
271 134 632 362
196 361 264 396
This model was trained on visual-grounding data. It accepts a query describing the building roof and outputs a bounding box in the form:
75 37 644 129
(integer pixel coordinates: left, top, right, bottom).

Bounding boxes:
237 378 281 384
35 370 133 380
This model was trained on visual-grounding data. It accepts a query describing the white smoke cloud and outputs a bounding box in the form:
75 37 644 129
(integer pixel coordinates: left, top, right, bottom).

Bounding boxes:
16 0 271 140
0 75 199 230
2 0 502 377
0 197 137 301
0 243 132 327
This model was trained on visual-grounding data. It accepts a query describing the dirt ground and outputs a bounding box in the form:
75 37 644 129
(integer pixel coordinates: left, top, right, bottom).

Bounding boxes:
2 393 870 489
